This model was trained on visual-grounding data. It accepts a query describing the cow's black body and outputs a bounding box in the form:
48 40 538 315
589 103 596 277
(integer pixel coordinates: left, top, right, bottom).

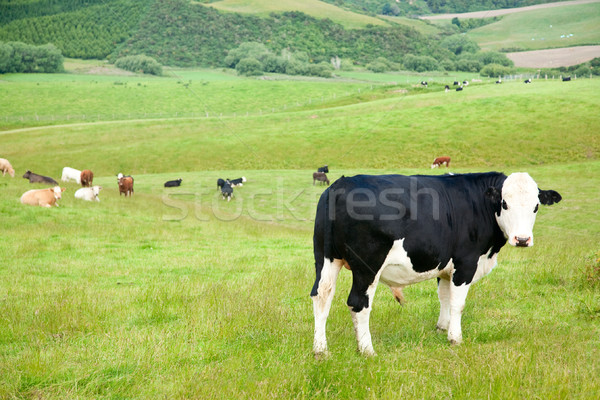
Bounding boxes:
23 170 59 185
164 179 182 187
311 172 508 312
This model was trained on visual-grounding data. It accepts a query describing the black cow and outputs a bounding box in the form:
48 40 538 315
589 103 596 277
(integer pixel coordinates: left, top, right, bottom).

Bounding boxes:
164 179 182 187
453 81 459 85
311 172 561 356
456 86 463 91
229 177 246 187
22 170 58 185
217 178 227 190
221 181 233 201
318 165 329 173
562 76 571 81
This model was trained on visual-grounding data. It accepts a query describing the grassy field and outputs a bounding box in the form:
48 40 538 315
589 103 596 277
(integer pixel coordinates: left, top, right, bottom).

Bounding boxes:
200 0 388 28
466 2 600 51
0 69 599 398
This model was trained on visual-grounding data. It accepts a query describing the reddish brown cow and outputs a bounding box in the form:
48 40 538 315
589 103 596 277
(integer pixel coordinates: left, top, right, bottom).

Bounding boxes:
80 170 94 187
313 172 330 186
431 156 451 169
118 176 134 197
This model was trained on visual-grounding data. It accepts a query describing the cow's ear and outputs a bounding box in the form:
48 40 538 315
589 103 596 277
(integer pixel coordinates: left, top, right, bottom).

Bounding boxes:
539 189 562 205
485 187 502 203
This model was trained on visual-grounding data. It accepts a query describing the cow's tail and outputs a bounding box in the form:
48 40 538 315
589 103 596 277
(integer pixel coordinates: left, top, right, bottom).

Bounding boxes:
311 178 341 297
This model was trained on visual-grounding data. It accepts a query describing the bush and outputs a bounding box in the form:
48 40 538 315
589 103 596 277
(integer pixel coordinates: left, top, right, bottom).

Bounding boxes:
225 42 270 68
477 51 513 67
262 54 286 74
306 62 333 78
440 35 479 55
367 61 387 73
235 57 263 76
456 57 482 72
403 54 438 72
0 41 63 73
480 63 512 78
114 55 162 75
285 59 307 76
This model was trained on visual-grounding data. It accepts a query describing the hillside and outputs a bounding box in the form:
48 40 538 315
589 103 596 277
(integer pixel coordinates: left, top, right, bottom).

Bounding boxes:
466 1 600 51
202 0 389 28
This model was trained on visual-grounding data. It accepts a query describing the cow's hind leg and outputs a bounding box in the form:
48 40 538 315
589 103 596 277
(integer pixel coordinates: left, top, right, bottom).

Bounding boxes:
348 269 382 356
312 258 343 356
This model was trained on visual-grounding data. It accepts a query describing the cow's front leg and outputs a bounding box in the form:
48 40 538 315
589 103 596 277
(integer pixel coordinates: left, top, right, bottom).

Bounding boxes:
447 281 470 344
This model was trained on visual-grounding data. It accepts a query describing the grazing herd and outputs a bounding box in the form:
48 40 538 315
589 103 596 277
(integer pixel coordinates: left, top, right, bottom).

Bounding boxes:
216 177 246 201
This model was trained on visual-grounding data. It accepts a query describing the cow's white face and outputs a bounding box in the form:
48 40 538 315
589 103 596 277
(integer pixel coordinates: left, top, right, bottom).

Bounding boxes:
495 173 541 247
53 186 65 199
92 186 102 196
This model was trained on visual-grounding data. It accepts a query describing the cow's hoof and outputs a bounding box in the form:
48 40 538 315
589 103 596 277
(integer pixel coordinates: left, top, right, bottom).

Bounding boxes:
314 350 331 360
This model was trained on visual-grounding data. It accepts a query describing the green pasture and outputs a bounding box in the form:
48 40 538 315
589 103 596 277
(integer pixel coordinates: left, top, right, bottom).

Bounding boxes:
200 0 388 28
466 2 600 51
0 69 599 398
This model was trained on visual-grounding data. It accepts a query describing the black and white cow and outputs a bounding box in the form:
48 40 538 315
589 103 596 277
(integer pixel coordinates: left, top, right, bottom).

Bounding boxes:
524 78 532 84
229 177 246 187
311 172 561 356
453 81 459 86
421 81 428 87
318 165 329 174
221 181 233 201
164 179 182 187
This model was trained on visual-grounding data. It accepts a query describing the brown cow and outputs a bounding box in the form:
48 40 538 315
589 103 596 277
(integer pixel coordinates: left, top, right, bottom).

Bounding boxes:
0 158 15 177
118 175 134 197
20 186 65 207
80 170 94 187
431 156 451 169
313 172 330 186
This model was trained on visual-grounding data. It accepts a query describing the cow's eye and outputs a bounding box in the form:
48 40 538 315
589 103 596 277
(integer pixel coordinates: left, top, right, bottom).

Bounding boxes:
534 204 539 213
501 200 508 210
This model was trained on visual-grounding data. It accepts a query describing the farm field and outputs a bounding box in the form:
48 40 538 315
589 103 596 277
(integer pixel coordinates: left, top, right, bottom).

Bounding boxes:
465 1 600 51
0 70 599 398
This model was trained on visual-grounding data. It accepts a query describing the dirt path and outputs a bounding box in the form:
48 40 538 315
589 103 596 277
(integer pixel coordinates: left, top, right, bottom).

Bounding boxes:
420 0 600 20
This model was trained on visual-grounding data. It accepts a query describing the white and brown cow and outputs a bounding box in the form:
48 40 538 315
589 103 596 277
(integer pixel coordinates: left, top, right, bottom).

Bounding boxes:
431 156 451 168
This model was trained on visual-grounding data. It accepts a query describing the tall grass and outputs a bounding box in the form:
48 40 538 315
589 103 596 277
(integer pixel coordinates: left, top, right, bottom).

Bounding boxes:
0 69 598 398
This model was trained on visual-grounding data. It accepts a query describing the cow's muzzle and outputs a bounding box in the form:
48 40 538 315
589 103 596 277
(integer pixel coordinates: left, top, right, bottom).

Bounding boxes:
514 236 532 247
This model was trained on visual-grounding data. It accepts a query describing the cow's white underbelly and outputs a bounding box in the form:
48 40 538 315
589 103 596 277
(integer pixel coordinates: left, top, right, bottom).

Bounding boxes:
379 239 454 287
378 239 497 288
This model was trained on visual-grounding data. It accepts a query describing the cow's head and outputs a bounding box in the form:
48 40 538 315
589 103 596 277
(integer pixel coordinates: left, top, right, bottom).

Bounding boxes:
23 170 31 179
486 173 561 247
93 186 102 196
52 186 66 199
